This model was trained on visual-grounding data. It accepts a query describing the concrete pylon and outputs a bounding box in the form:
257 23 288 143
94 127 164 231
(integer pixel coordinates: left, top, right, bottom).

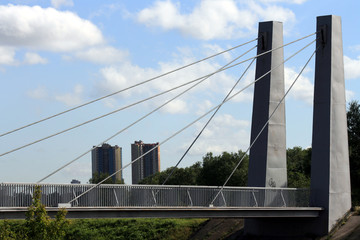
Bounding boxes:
310 15 351 235
247 21 287 189
245 21 287 236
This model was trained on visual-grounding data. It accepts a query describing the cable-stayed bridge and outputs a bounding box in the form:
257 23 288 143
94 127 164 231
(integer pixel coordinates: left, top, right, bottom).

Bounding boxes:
0 15 351 238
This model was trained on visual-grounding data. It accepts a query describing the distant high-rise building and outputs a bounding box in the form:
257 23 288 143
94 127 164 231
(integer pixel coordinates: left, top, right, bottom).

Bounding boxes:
131 140 160 184
92 143 123 183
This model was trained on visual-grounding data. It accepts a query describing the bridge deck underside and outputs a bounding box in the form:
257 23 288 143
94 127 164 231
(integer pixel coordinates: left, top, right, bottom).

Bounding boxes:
0 206 322 219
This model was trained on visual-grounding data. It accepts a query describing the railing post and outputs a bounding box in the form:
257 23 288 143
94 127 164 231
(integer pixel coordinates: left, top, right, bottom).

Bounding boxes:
187 189 193 207
280 189 286 207
113 188 119 206
151 189 157 206
251 189 258 207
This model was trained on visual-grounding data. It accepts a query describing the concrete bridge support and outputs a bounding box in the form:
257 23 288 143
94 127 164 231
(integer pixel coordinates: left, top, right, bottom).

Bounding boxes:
247 21 287 189
309 15 351 236
245 15 351 238
245 20 287 236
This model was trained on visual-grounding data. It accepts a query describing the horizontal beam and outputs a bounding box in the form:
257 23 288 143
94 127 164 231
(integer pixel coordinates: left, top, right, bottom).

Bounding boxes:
0 207 323 219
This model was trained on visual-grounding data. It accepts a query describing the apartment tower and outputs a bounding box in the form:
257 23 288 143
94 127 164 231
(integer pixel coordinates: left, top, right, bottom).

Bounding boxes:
91 143 123 183
131 140 160 184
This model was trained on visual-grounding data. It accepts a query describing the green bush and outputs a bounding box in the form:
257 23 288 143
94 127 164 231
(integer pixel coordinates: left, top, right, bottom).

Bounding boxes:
64 218 205 240
0 185 69 239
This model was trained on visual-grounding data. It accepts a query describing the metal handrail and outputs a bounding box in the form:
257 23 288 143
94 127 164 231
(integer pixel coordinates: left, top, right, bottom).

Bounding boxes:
0 182 310 208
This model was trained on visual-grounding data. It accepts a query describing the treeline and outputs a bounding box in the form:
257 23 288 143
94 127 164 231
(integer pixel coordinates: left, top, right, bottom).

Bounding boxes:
141 100 360 206
139 148 310 188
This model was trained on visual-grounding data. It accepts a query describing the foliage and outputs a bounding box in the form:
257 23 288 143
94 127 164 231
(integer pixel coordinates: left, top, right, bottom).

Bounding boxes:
89 172 124 184
347 100 360 206
286 146 311 188
25 185 69 239
0 220 18 240
1 218 206 240
140 150 249 186
141 148 313 189
63 218 205 240
0 186 69 239
197 151 249 186
140 162 202 185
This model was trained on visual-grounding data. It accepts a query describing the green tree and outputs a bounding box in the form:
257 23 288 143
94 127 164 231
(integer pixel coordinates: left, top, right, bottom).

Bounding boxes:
141 151 249 187
197 151 249 186
286 146 311 188
140 151 249 186
25 185 69 240
0 220 18 240
89 172 124 184
347 100 360 205
140 162 202 185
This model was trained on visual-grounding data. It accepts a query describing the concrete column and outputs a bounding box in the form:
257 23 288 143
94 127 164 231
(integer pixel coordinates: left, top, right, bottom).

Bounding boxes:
247 21 287 189
245 21 287 236
310 15 351 235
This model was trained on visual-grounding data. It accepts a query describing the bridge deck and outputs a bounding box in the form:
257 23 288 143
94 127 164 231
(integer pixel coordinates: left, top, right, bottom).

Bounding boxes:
0 206 323 219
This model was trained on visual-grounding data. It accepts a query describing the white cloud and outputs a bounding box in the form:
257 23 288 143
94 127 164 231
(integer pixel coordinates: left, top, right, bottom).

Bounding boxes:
247 1 295 25
344 55 360 80
75 46 129 64
259 0 308 4
0 47 17 65
24 52 48 65
55 84 84 106
187 114 250 155
161 99 188 114
136 0 296 40
284 67 313 104
93 44 258 118
203 44 233 62
95 54 238 107
51 0 74 9
27 86 48 99
346 90 355 102
196 100 213 115
0 5 104 52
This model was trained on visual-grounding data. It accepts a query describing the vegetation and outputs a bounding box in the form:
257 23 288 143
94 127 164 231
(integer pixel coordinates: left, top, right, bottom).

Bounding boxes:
89 172 124 184
0 218 206 240
286 146 311 188
140 148 312 188
63 218 205 240
0 185 69 239
347 100 360 206
140 150 249 186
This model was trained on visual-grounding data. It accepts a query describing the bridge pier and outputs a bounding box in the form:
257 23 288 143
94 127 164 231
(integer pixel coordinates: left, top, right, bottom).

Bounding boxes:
247 20 287 190
245 20 288 236
245 15 351 238
309 15 351 236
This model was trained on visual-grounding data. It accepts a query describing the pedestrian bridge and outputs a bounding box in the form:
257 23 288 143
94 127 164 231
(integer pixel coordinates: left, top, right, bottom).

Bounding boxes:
0 183 322 219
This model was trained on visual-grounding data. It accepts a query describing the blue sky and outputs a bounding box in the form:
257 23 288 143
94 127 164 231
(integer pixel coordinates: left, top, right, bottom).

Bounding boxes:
0 0 359 185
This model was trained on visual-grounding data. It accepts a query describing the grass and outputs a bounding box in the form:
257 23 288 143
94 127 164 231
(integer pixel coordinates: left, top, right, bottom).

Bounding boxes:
0 218 207 240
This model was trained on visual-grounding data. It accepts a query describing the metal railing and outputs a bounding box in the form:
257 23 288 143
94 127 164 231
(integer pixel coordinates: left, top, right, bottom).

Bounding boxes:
0 183 310 208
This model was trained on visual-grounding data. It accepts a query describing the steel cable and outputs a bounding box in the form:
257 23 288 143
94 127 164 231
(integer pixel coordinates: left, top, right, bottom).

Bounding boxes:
210 45 319 206
66 39 316 204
